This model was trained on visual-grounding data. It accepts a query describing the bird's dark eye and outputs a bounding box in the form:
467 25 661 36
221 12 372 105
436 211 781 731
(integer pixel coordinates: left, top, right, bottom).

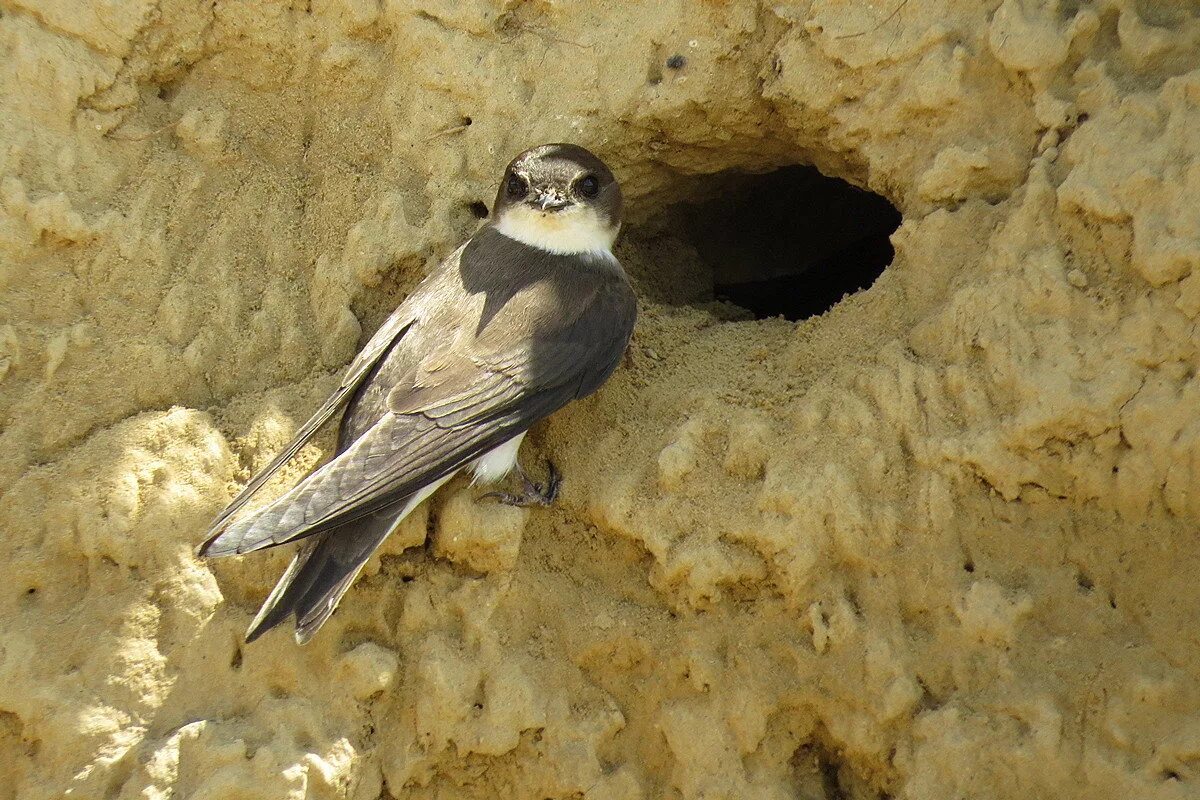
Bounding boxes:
576 174 600 199
506 174 528 199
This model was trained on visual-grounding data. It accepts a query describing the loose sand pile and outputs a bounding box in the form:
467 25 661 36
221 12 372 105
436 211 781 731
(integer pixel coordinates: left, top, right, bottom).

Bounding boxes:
2 1 1199 798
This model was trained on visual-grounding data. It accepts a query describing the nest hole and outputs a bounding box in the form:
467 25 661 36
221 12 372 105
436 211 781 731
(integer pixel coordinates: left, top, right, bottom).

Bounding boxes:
655 165 901 321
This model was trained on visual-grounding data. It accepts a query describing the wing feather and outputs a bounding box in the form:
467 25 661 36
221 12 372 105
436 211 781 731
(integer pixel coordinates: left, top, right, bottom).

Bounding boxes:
198 312 417 555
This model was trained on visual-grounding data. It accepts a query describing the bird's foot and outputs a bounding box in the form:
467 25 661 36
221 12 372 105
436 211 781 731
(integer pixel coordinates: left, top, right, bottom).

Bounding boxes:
480 461 561 507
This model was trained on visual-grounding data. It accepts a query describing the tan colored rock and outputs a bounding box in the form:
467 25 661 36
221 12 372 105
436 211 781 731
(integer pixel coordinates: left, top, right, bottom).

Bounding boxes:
432 490 527 574
2 0 1200 798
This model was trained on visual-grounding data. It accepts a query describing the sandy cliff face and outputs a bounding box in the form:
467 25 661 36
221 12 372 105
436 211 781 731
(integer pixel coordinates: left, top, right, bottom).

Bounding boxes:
2 0 1199 798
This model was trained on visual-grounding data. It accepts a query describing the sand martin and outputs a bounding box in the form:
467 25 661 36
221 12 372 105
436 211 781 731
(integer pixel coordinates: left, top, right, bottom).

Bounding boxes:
200 143 636 643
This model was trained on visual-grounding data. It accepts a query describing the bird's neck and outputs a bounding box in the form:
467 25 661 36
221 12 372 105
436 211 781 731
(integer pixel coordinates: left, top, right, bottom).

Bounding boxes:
492 204 618 258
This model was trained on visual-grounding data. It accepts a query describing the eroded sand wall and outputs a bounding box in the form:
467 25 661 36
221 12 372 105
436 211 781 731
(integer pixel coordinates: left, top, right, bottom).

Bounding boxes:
1 0 1199 798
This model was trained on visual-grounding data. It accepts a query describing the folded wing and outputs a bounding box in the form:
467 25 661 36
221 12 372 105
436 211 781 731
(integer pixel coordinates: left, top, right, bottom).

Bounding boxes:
201 250 635 558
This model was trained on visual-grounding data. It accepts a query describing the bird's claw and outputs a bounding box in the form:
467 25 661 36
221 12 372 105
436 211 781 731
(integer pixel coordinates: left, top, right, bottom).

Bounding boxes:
481 461 560 507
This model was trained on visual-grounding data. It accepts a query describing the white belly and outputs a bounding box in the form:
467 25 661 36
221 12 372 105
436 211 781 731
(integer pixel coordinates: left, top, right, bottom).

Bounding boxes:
470 433 526 484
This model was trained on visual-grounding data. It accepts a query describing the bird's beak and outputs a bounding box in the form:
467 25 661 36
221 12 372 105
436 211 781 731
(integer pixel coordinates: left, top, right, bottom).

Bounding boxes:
530 190 572 212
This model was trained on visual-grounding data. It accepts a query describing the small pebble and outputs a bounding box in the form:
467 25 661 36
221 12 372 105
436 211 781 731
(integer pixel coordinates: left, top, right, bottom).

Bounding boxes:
1066 268 1088 288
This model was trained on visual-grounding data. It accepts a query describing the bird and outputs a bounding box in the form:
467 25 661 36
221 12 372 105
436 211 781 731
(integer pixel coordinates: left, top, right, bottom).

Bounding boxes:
199 143 637 644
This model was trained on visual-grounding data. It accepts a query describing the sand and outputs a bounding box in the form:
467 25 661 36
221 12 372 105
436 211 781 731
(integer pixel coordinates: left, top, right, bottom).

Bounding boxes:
2 0 1199 797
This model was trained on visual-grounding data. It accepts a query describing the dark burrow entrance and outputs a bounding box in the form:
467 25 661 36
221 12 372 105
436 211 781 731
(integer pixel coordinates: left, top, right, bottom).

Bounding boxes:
651 165 901 321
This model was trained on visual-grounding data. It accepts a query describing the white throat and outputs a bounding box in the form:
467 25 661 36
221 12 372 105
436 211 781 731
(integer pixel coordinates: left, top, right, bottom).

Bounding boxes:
494 204 618 257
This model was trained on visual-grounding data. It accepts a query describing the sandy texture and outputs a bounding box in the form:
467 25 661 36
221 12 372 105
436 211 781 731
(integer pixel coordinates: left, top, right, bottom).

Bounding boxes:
3 0 1200 797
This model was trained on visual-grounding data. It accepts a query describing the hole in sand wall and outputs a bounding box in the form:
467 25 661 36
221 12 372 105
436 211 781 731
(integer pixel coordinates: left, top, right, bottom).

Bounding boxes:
638 165 901 321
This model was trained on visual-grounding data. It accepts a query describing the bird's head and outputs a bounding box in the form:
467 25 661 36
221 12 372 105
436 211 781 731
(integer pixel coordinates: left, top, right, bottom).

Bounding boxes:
491 143 622 256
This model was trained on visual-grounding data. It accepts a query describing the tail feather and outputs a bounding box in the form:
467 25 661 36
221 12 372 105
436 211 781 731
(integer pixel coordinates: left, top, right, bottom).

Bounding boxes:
294 568 366 644
242 472 454 643
244 538 320 642
244 507 402 643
